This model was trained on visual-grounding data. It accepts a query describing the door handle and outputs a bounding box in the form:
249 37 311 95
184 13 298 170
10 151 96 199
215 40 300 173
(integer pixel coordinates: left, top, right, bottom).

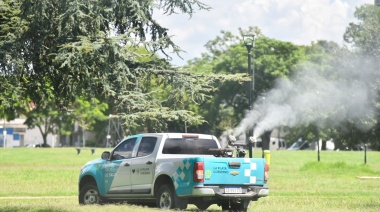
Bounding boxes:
146 161 153 165
124 163 130 167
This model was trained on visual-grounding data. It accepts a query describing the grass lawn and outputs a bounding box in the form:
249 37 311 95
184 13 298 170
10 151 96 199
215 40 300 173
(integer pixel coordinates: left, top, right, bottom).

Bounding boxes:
0 147 379 211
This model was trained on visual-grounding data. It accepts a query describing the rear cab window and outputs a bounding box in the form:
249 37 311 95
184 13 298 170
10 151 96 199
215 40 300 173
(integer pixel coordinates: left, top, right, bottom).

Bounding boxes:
162 138 218 155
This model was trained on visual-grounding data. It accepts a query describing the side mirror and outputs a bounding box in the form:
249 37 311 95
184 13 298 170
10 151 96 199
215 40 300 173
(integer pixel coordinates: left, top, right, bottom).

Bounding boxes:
101 151 111 160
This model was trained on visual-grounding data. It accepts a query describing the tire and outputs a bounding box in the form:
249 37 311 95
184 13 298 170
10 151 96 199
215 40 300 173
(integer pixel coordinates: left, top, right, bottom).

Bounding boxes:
230 202 246 212
174 195 188 210
155 184 187 210
221 203 230 211
195 202 211 210
220 200 249 212
230 200 250 212
79 182 101 205
156 184 175 209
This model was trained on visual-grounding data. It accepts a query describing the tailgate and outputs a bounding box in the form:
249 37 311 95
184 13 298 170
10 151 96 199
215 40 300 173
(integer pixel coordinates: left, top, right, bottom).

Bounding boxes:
203 157 266 185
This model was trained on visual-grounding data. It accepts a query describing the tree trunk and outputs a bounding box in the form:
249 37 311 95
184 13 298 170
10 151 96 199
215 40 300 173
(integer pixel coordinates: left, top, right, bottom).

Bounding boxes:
37 125 48 147
82 129 86 147
42 133 48 146
321 140 326 150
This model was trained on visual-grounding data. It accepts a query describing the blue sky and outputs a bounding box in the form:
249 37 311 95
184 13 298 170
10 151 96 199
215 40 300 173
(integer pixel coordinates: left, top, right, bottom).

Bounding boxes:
154 0 374 66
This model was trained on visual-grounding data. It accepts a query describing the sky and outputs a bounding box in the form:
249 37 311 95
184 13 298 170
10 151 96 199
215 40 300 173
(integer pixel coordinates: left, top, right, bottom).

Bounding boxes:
154 0 374 66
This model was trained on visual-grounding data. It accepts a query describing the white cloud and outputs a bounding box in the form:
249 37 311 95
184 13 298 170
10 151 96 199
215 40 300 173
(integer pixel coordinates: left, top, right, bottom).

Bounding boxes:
154 0 374 66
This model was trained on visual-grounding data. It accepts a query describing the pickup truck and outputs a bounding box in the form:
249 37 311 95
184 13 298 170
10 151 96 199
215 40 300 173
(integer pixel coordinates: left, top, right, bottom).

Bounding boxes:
78 133 269 211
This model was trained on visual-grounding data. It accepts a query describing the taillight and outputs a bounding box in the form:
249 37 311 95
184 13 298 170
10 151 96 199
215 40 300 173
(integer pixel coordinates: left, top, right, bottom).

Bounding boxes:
193 162 204 182
264 163 269 183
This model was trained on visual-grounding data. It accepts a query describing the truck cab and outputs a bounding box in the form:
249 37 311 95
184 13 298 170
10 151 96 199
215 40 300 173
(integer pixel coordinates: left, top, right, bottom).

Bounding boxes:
78 133 269 211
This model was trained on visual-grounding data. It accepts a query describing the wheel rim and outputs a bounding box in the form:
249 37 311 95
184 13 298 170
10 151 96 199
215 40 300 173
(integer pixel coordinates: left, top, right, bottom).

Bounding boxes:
159 191 172 209
84 188 99 204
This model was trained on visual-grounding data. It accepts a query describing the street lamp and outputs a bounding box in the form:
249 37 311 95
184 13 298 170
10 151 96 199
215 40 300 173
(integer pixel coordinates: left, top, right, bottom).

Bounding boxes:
243 34 255 158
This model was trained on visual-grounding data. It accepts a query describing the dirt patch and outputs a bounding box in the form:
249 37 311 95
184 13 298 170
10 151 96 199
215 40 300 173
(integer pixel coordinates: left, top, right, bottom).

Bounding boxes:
357 176 380 180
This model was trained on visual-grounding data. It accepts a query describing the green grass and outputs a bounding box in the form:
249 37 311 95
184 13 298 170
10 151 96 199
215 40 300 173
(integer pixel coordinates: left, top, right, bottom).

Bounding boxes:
1 148 380 211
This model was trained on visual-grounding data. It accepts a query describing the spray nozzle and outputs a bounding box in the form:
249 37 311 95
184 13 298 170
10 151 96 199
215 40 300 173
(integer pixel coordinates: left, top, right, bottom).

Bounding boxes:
227 135 237 145
249 136 257 144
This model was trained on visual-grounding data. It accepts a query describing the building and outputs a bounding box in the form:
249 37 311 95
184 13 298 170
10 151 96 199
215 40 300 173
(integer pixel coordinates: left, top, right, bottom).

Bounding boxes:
0 118 53 147
0 118 96 148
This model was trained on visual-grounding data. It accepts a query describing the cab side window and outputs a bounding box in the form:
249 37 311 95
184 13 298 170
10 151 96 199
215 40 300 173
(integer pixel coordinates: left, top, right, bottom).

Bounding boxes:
113 138 137 159
137 137 157 157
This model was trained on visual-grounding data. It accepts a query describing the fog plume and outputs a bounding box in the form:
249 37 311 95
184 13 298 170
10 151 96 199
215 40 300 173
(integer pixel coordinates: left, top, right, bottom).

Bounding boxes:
233 55 379 139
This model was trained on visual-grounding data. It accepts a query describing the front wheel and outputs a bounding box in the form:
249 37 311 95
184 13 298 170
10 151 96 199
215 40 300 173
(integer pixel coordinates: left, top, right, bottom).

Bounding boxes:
79 182 101 205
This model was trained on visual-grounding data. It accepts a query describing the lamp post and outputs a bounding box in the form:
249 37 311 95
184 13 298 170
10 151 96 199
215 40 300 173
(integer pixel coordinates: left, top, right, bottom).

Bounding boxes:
316 91 320 162
3 118 6 148
243 34 255 158
317 136 320 162
106 114 112 148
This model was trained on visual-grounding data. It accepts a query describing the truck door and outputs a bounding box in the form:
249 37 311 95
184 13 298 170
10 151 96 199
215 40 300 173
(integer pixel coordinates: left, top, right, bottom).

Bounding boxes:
130 136 157 194
104 138 138 195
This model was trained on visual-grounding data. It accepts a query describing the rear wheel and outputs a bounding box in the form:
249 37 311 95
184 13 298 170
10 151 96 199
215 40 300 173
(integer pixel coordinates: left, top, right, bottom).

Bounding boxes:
156 184 175 209
195 202 211 210
79 183 101 205
220 200 250 212
230 202 246 212
155 184 187 210
221 203 230 211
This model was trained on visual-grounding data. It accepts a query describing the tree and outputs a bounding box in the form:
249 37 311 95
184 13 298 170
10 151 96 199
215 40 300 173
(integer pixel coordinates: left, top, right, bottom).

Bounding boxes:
344 4 380 56
24 102 61 146
343 4 380 150
0 0 26 118
70 98 108 147
283 40 353 150
0 0 243 133
185 27 306 143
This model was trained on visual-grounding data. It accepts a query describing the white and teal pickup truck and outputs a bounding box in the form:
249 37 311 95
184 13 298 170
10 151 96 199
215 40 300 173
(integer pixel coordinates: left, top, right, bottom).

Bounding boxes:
78 133 269 211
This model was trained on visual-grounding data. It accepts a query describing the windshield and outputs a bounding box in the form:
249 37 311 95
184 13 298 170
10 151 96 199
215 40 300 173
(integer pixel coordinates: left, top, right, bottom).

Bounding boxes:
162 138 218 155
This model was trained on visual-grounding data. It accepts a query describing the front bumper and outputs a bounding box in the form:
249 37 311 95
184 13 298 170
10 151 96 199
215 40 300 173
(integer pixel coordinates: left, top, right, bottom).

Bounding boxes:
191 185 269 200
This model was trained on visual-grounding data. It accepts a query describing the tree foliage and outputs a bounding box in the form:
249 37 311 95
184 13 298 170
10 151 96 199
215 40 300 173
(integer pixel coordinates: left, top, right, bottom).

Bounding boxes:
344 4 380 56
0 0 243 133
343 4 380 150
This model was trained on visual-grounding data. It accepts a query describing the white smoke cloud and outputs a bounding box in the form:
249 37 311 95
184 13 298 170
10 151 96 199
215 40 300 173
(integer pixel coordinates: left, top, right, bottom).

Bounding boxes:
233 55 379 139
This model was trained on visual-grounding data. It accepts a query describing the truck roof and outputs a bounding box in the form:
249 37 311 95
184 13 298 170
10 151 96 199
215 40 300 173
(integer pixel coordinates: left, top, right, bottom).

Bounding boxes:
127 133 216 140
